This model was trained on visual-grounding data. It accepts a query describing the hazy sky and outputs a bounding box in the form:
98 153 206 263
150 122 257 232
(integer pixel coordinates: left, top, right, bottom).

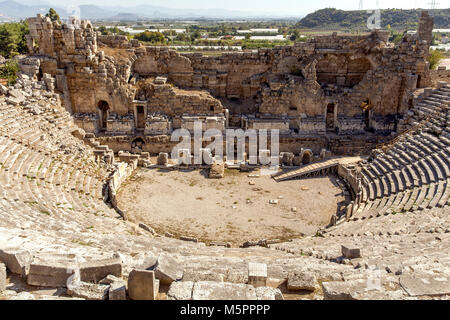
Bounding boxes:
20 0 450 15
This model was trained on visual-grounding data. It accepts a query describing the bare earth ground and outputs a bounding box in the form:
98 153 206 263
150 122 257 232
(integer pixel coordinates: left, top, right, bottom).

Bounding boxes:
117 168 345 245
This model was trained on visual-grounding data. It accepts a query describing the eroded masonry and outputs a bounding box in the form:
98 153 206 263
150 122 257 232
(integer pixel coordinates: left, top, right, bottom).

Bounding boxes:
22 12 438 157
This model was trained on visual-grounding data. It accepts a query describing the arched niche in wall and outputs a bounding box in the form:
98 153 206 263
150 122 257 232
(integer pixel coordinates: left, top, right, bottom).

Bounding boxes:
347 57 373 87
131 137 145 152
316 55 373 88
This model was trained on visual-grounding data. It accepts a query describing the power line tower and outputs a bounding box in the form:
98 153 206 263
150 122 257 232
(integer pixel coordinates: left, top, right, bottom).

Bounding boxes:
358 0 364 10
428 0 439 9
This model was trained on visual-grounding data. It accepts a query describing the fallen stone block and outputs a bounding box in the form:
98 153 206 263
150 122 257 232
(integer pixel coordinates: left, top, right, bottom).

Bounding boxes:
154 253 183 285
8 89 25 101
0 84 8 95
323 278 406 300
341 245 361 259
157 153 169 166
322 280 357 300
5 97 23 106
67 282 109 300
241 241 259 248
167 281 194 300
129 252 158 271
180 236 198 243
128 269 159 300
400 274 450 297
287 272 318 292
27 259 76 288
98 275 127 300
255 287 284 300
192 281 257 300
109 280 127 300
248 262 267 288
99 275 122 285
280 152 294 166
209 242 231 248
71 128 85 140
0 248 33 277
80 257 122 283
0 263 6 293
209 162 225 179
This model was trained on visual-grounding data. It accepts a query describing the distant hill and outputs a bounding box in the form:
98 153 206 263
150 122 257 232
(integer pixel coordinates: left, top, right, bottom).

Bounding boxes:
297 8 450 30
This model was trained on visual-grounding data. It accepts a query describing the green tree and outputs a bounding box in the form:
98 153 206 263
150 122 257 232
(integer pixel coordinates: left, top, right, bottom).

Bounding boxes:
428 50 444 70
191 30 201 42
175 33 189 42
389 31 404 45
134 31 165 44
97 26 108 35
290 30 301 41
46 8 61 24
0 59 19 85
0 21 29 58
0 27 18 58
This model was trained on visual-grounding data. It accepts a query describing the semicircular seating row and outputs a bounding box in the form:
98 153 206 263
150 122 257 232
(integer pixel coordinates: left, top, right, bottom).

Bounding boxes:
353 85 450 221
0 97 121 237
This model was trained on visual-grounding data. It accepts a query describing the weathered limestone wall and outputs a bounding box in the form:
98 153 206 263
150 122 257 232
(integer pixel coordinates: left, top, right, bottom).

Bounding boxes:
135 81 224 117
26 12 436 142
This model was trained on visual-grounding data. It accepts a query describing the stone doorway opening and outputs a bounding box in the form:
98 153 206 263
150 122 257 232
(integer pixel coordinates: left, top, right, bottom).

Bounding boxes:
37 67 43 81
136 105 146 130
97 100 110 130
364 109 371 129
326 103 336 131
361 99 373 131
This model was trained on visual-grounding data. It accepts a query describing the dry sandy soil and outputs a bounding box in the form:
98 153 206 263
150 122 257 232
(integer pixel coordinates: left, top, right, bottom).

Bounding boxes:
117 168 346 245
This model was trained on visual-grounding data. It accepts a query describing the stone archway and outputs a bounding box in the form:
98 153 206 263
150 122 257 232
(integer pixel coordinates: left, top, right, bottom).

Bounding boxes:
131 137 145 154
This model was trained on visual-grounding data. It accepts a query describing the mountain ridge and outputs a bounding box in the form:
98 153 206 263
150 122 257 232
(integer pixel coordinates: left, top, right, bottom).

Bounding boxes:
297 8 450 30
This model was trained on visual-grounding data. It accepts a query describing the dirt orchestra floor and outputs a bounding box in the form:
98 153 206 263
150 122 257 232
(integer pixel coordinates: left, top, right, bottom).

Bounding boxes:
117 168 346 245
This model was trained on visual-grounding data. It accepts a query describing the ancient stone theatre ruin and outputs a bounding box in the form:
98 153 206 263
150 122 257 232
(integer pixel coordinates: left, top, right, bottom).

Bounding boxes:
0 11 448 300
